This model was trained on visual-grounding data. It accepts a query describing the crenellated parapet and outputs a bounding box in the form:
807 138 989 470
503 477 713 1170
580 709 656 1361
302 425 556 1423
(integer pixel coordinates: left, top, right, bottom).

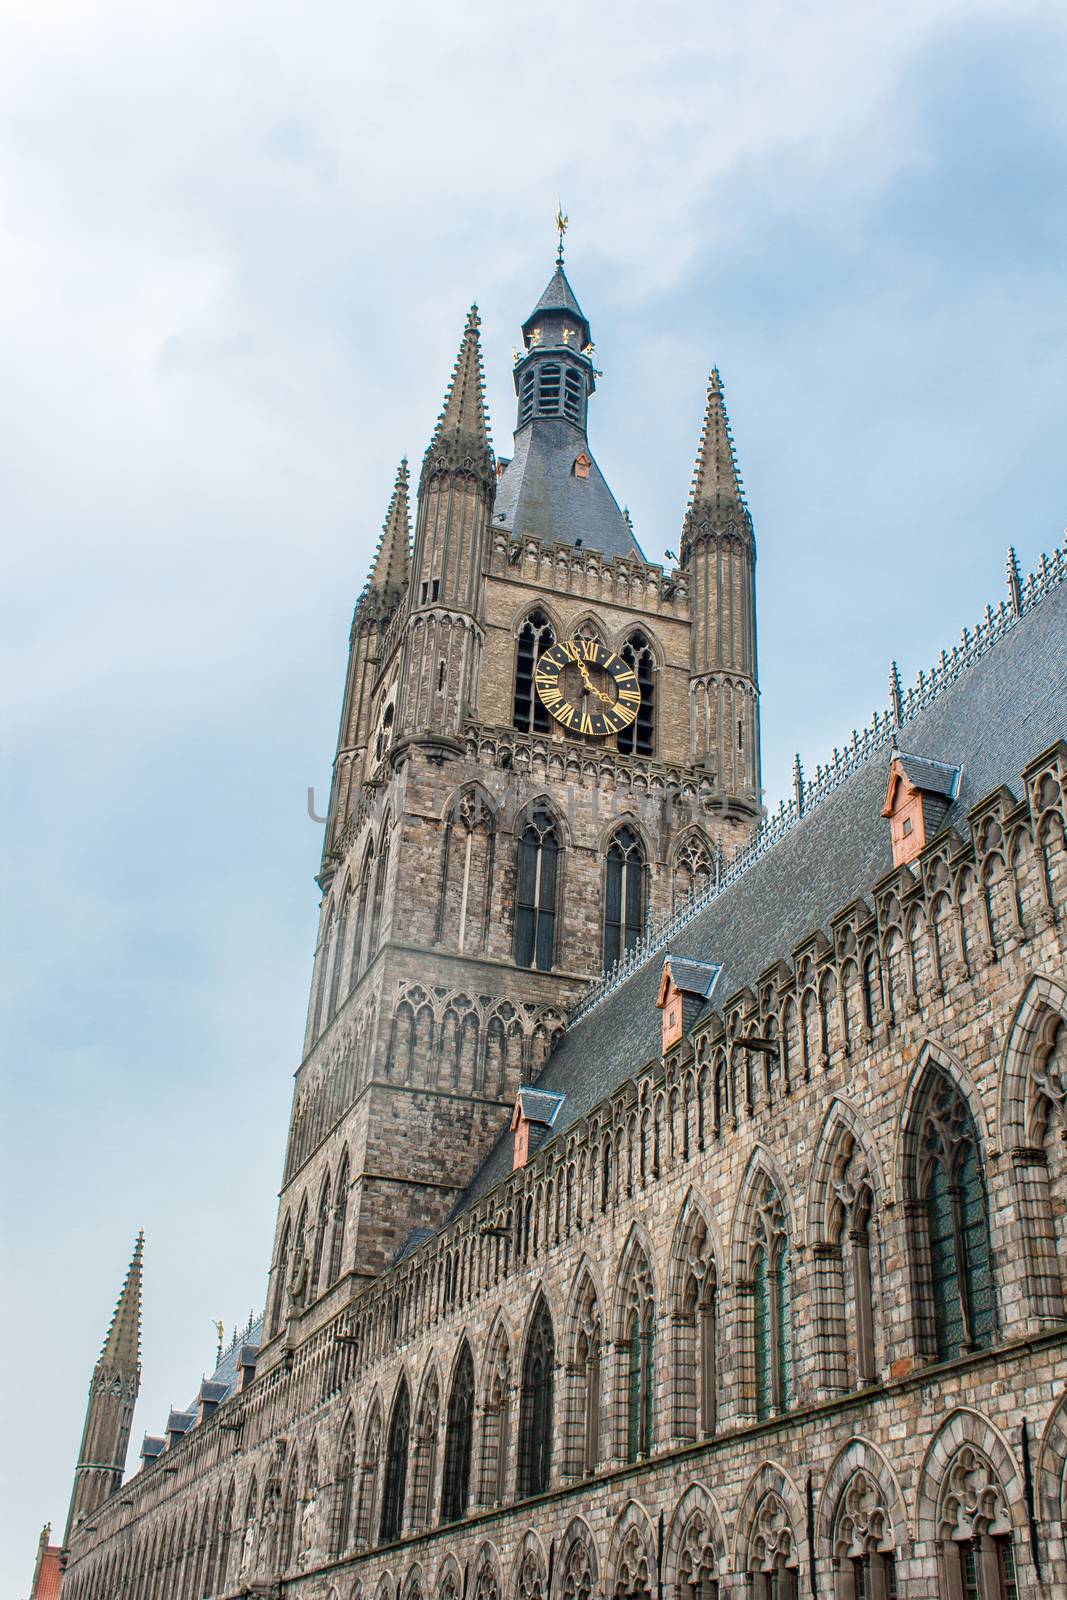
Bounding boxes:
488 529 689 614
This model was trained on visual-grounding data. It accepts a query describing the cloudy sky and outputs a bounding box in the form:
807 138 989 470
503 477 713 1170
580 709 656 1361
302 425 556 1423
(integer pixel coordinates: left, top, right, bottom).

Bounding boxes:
2 0 1066 1585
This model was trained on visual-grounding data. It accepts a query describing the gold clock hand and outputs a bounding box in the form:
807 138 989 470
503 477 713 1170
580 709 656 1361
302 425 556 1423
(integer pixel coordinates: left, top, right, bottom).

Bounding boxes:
575 657 617 707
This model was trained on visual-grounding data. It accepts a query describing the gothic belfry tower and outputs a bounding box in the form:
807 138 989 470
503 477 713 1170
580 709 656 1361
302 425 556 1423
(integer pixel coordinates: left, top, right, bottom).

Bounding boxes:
260 251 763 1371
682 368 761 809
63 1232 143 1548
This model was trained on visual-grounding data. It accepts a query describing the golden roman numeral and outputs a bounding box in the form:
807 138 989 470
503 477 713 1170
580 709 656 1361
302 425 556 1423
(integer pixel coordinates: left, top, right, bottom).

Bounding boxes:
582 639 598 661
618 689 640 703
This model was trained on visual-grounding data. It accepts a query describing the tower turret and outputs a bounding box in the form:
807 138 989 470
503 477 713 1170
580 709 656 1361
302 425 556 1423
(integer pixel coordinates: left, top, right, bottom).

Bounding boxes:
323 461 411 859
64 1232 143 1547
682 369 760 810
399 307 494 744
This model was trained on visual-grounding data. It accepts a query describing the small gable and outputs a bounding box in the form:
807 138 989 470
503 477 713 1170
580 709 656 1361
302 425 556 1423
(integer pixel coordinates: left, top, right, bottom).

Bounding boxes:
881 751 961 866
657 953 722 1050
511 1086 565 1170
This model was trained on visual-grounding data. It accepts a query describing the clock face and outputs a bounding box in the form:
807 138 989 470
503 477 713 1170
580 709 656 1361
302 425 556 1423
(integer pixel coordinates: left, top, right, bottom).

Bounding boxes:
534 638 641 736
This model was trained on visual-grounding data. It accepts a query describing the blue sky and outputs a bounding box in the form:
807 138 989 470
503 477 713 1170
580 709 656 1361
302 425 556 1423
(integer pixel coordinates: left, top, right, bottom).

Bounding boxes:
2 0 1065 1586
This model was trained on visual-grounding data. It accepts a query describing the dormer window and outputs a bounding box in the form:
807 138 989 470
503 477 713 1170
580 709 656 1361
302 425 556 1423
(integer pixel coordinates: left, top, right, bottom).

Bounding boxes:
573 451 591 480
881 751 960 866
656 955 722 1052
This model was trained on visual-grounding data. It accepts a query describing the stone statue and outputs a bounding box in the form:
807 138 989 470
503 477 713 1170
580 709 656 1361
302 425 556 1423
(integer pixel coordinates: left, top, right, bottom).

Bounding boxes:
300 1489 320 1563
288 1252 309 1314
239 1515 257 1578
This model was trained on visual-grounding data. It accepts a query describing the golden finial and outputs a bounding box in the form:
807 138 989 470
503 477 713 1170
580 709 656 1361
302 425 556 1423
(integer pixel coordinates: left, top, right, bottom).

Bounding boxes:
555 203 568 265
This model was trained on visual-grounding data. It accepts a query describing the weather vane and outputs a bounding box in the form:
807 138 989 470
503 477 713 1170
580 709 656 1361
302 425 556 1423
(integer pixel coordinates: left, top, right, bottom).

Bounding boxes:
555 203 568 265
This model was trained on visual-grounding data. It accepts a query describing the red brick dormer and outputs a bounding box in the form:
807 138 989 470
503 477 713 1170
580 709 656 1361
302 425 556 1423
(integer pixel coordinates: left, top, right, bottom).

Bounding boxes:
656 954 722 1051
511 1087 565 1171
881 751 961 866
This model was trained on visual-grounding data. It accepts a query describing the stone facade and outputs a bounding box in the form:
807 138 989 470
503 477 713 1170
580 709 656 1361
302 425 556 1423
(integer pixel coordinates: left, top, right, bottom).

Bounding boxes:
59 259 1067 1600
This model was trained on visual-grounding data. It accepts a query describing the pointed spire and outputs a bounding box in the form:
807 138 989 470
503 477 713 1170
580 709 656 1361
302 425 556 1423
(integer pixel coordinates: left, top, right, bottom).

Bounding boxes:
1006 545 1023 616
368 459 411 594
430 306 492 451
686 368 748 527
99 1230 143 1372
793 752 805 816
889 659 904 725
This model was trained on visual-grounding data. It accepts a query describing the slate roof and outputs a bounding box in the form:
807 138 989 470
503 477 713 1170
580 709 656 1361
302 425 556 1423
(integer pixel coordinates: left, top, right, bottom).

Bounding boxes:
493 418 644 560
524 264 588 330
664 955 722 998
892 751 961 798
181 1313 264 1417
516 1087 565 1126
460 570 1067 1205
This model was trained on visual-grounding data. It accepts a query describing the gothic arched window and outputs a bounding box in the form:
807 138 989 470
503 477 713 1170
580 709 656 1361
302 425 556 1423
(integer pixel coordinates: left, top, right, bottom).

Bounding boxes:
672 1206 718 1441
270 1218 291 1338
517 1296 555 1498
351 845 374 983
328 1152 348 1285
437 790 494 954
515 811 560 971
379 1378 410 1543
907 1064 995 1361
818 1127 879 1392
603 826 645 967
334 1421 356 1557
624 1272 656 1462
514 611 555 733
751 1183 792 1420
367 838 391 960
327 892 351 1020
311 907 334 1040
441 1341 475 1523
310 1174 331 1298
481 1329 511 1506
937 1445 1018 1599
673 832 714 910
570 1276 601 1477
616 632 655 756
832 1468 896 1600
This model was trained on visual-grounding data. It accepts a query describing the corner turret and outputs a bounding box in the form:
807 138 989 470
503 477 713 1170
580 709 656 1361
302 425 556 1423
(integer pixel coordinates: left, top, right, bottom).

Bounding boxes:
682 369 760 810
63 1232 143 1548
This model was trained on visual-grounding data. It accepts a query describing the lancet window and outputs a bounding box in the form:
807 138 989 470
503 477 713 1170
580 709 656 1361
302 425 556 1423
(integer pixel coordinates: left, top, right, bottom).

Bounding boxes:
906 1065 994 1362
440 1342 475 1523
750 1183 792 1420
515 810 560 970
603 825 645 967
514 611 555 733
379 1380 410 1543
616 632 655 756
517 1296 555 1498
